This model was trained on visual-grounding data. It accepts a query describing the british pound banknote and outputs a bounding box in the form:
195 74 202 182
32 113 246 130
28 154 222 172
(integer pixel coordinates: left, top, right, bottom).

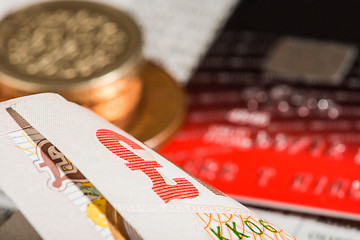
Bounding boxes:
0 94 295 240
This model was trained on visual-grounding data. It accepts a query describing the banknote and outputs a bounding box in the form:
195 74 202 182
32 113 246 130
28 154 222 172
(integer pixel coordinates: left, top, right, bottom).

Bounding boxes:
0 93 295 239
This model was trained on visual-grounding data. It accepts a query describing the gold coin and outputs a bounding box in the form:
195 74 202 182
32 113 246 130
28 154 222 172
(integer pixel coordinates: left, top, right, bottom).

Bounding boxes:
90 77 142 127
0 1 143 105
124 61 186 149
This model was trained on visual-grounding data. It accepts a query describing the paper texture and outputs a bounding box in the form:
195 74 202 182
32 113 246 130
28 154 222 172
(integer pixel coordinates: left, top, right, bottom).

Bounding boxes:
0 93 295 239
252 207 360 240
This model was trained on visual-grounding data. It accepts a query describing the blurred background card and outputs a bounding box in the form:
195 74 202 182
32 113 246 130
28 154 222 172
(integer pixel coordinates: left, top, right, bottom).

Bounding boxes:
159 0 360 238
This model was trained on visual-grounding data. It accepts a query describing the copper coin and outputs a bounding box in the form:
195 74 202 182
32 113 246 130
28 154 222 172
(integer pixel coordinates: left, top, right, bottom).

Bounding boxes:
90 77 142 126
124 61 185 149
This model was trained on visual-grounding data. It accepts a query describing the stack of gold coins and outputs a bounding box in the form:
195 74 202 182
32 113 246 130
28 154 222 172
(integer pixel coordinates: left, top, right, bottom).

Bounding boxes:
125 61 186 149
0 1 185 149
0 1 143 128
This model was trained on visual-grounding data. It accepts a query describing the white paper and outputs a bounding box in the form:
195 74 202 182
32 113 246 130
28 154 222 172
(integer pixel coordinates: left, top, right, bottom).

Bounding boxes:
0 93 296 240
252 207 360 240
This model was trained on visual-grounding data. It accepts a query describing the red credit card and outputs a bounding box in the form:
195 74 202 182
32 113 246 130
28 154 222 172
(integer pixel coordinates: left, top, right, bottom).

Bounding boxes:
159 30 360 220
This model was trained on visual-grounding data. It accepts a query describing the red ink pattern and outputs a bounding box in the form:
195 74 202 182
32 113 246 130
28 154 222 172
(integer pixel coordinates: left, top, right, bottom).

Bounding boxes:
96 129 199 203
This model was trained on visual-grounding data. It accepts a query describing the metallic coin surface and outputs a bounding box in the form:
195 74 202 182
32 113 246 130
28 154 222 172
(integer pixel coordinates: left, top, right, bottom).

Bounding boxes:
124 61 185 149
0 1 142 104
90 77 142 125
